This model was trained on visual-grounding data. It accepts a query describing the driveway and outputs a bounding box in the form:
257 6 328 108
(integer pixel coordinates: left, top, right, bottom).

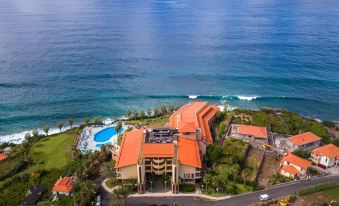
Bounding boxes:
126 175 339 206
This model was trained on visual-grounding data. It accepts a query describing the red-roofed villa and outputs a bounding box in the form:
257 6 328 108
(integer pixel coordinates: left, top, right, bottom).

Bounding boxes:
311 144 339 168
230 124 268 144
279 153 311 179
286 132 321 151
52 177 74 196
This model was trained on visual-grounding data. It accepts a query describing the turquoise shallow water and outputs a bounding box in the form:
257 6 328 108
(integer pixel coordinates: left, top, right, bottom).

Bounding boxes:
0 0 339 139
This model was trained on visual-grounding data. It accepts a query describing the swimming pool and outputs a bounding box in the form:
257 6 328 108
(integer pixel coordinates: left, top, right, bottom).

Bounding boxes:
94 127 124 142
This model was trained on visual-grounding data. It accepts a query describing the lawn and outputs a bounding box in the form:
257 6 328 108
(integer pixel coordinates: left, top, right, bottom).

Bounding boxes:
323 186 339 201
126 117 168 127
29 129 77 171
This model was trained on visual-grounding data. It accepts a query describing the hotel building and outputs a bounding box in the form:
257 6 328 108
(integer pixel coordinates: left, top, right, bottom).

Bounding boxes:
114 102 218 194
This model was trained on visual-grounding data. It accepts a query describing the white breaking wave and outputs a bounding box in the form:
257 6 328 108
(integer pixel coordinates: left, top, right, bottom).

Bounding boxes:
188 95 198 99
237 96 258 101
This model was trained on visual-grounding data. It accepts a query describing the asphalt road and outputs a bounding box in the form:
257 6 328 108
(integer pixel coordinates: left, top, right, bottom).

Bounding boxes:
126 175 339 206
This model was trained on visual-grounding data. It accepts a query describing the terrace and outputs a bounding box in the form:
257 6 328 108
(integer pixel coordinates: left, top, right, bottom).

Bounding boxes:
145 128 178 144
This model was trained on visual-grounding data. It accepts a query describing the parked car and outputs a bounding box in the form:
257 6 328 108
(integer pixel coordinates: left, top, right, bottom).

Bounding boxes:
96 195 101 206
259 194 271 201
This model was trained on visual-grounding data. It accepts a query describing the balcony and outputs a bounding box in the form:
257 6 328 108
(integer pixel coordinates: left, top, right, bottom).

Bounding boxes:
152 158 165 164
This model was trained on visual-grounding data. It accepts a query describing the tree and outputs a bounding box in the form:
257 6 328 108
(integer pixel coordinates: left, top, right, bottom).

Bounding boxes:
101 162 116 178
126 110 133 120
115 121 123 136
206 144 223 168
139 110 145 122
99 144 110 162
32 129 39 142
160 105 167 116
230 164 240 182
93 117 100 127
241 168 252 185
56 121 63 132
153 107 159 118
43 125 49 136
67 118 74 129
146 108 152 118
112 185 132 206
168 105 175 114
73 180 98 206
21 140 30 161
133 111 138 120
83 117 90 126
203 173 212 190
322 120 335 128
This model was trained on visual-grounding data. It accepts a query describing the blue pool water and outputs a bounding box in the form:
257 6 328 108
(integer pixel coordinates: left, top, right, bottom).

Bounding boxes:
94 127 123 142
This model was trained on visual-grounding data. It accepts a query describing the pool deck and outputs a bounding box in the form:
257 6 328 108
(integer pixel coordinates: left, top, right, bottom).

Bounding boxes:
78 125 126 153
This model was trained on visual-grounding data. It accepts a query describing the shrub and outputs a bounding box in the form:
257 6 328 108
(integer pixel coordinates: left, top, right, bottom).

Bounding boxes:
321 120 336 128
293 149 311 159
180 183 195 193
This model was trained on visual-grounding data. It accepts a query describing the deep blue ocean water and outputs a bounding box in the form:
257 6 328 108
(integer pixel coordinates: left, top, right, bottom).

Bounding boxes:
0 0 339 140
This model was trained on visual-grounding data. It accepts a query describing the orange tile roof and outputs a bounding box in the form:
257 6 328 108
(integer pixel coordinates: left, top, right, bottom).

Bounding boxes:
0 153 8 161
239 125 268 139
280 165 299 175
142 143 174 158
177 136 202 168
288 132 321 146
313 144 339 158
178 122 196 133
115 129 144 168
52 177 74 193
281 153 311 170
169 102 218 143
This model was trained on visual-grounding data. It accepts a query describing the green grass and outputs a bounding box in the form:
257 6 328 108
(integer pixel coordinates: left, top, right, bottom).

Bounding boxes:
126 117 168 127
29 129 77 171
323 186 339 201
202 184 253 197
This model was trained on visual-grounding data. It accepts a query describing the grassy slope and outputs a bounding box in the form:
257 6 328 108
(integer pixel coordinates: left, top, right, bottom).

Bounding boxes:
126 117 168 127
29 130 76 171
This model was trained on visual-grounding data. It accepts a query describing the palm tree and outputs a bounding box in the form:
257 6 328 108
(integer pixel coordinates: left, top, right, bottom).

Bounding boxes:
168 105 175 114
153 107 159 118
203 173 212 190
56 121 63 132
133 111 138 120
67 118 74 129
83 117 90 126
231 164 240 182
146 108 152 118
43 125 49 136
115 121 122 137
241 168 252 185
126 110 133 120
93 117 100 127
160 105 167 116
139 110 145 122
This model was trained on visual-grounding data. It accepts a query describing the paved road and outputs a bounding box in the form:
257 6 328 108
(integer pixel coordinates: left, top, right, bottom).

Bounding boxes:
126 175 339 206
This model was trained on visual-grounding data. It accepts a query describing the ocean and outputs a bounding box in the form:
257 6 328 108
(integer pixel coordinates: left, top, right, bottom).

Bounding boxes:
0 0 339 143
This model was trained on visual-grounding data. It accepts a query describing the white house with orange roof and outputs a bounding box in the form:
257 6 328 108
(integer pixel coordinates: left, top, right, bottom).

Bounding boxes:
286 132 321 151
52 176 74 196
279 153 311 178
311 144 339 168
230 124 268 144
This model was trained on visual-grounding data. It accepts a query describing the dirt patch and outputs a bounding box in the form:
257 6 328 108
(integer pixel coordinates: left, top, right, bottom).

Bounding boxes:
257 154 280 187
295 192 332 206
244 146 265 181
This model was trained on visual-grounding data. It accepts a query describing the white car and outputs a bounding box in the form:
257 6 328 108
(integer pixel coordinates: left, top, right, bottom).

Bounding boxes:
259 194 271 201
